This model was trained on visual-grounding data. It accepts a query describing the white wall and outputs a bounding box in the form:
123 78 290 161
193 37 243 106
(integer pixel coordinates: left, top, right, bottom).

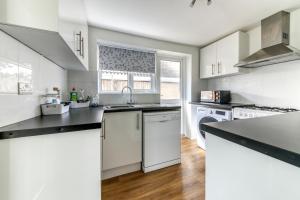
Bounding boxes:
207 24 300 109
0 31 67 127
88 26 206 102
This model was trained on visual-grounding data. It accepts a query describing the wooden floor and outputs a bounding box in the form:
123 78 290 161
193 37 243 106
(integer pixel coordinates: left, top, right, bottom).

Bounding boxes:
102 137 206 200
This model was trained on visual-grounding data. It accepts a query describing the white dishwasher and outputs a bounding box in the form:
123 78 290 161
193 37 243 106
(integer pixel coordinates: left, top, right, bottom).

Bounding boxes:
143 110 181 173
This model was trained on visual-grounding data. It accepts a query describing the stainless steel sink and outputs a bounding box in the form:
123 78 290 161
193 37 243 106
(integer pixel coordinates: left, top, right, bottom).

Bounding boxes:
103 105 135 109
103 104 161 110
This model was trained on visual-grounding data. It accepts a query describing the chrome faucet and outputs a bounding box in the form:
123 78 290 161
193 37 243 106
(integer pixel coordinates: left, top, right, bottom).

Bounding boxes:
121 86 134 104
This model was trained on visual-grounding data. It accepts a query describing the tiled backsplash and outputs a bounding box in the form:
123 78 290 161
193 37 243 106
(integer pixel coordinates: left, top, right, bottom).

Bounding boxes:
208 60 300 109
98 93 160 105
0 31 67 127
68 70 99 98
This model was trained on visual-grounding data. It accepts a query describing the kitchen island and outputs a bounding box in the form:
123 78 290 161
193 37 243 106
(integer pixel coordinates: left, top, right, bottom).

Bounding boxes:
0 107 103 200
201 111 300 200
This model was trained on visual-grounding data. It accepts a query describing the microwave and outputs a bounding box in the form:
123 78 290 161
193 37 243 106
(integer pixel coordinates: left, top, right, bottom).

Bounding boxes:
200 90 231 104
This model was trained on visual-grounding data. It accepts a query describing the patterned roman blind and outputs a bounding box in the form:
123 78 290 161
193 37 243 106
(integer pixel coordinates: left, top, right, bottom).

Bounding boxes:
99 45 156 73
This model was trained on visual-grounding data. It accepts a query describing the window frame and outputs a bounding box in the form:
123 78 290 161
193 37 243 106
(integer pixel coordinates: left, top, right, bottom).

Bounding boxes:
99 70 158 94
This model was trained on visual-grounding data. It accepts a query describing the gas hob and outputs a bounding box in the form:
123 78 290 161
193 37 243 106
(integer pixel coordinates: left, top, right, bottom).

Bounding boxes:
233 105 299 120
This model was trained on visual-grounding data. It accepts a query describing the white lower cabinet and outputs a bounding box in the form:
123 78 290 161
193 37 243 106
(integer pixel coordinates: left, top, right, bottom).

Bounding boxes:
206 134 300 200
0 129 101 200
102 111 142 179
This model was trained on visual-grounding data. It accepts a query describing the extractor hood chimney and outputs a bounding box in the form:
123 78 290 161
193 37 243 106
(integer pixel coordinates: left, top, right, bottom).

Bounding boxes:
235 11 300 68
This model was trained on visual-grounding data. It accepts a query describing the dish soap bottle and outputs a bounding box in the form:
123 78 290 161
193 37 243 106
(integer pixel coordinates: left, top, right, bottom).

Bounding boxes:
70 88 78 102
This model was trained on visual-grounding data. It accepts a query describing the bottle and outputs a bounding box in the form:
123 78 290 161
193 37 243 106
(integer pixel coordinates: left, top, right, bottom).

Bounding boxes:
70 88 78 102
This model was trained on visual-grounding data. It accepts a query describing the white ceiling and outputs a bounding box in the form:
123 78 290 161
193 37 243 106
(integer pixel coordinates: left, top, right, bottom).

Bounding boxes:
84 0 300 46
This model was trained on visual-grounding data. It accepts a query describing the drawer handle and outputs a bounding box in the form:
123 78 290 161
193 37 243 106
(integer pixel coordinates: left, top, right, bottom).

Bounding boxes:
101 119 106 139
136 114 140 130
158 120 169 123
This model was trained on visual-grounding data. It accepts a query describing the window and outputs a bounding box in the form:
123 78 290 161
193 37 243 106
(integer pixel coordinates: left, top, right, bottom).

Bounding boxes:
100 70 155 93
101 70 128 92
133 73 155 91
160 60 181 102
98 45 156 93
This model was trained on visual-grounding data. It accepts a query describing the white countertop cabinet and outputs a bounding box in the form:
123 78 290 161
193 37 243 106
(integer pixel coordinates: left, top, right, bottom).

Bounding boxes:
0 0 88 70
200 31 249 79
102 111 142 173
206 134 300 200
0 129 101 200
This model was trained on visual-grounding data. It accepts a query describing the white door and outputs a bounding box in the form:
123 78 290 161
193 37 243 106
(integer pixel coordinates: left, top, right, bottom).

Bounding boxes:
158 58 182 104
102 111 142 171
157 55 185 134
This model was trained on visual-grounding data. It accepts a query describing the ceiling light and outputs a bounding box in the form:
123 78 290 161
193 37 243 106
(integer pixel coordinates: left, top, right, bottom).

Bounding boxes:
190 0 197 7
190 0 213 8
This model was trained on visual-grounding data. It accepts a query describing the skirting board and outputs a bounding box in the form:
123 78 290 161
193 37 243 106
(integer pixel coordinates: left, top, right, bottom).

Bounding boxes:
143 159 181 173
102 162 141 180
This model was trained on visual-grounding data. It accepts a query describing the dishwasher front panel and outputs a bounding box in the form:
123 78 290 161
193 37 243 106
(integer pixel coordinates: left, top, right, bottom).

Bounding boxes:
143 111 181 172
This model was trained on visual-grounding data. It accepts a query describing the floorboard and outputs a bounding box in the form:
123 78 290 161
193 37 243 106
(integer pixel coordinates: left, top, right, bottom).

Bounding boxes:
102 137 205 200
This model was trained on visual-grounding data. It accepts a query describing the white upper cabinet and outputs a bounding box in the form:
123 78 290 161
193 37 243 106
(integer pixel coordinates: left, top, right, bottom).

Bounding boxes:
59 0 89 68
0 0 88 70
200 31 249 79
200 43 217 78
0 0 59 32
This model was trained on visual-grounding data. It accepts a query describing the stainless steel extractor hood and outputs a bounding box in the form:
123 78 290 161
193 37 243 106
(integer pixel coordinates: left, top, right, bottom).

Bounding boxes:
235 11 300 68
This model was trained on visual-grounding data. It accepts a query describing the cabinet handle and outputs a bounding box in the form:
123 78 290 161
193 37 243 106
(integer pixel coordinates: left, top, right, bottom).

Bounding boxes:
76 31 82 55
101 119 106 139
136 113 140 130
218 61 221 74
81 37 84 58
211 64 214 75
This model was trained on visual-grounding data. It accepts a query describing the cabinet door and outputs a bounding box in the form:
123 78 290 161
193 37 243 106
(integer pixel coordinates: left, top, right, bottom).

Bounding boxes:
216 32 240 75
58 0 88 70
200 43 217 78
0 0 59 32
102 111 142 171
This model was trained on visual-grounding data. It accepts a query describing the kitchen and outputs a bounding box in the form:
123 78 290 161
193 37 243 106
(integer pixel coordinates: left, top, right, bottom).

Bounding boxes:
1 0 300 200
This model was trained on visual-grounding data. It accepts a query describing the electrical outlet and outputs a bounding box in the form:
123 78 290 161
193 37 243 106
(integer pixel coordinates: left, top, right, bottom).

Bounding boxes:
18 82 33 95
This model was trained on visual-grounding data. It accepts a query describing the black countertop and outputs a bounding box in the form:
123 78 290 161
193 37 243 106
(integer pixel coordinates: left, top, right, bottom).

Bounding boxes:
0 104 181 140
103 104 181 113
190 102 251 110
0 107 104 140
201 111 300 168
